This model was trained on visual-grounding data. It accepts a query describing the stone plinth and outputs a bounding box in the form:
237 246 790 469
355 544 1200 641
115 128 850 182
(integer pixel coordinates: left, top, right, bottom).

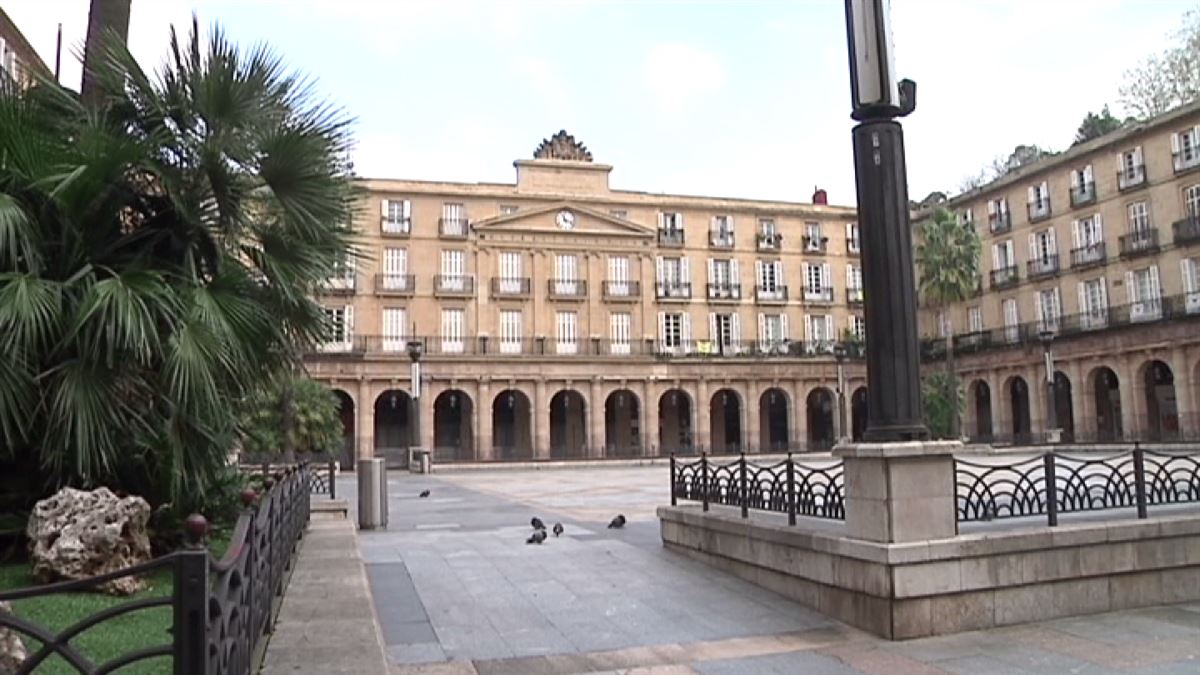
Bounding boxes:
834 440 962 543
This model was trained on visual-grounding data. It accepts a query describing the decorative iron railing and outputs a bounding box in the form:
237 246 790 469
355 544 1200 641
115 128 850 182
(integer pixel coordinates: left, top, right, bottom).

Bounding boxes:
0 465 312 674
955 447 1200 526
670 453 845 523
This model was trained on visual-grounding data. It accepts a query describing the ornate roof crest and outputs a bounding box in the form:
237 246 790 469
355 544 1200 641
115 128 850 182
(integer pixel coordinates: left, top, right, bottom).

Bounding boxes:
533 130 593 162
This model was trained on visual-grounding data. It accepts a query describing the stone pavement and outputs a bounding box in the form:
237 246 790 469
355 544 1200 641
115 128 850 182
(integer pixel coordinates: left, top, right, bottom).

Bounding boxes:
343 465 1200 674
261 508 390 675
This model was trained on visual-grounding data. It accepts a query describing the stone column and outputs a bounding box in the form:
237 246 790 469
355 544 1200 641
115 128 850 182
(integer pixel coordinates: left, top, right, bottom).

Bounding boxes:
696 378 710 451
1170 348 1195 435
478 379 493 461
990 372 1009 441
746 380 761 453
420 383 435 452
1120 355 1140 439
1028 365 1046 440
534 379 549 459
590 377 605 458
356 378 373 461
1068 360 1087 439
835 441 961 543
643 379 659 456
792 380 808 449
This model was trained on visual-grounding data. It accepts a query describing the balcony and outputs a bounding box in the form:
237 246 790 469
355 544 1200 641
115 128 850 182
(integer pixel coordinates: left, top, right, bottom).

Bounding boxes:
1027 201 1051 223
756 232 782 252
709 231 735 248
433 275 475 297
1119 229 1159 258
1026 254 1059 279
1069 182 1096 207
656 281 691 300
802 235 828 253
989 212 1012 234
1118 164 1147 191
847 287 864 306
802 286 834 304
381 218 411 237
989 265 1019 290
755 285 788 304
657 228 685 247
707 283 741 302
602 280 641 301
1173 149 1200 174
1173 215 1200 245
320 275 357 295
1070 242 1106 269
548 279 587 300
438 218 469 238
489 277 531 299
375 273 415 296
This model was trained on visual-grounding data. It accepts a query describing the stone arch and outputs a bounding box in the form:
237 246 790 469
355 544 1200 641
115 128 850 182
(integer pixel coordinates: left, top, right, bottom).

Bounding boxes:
969 380 993 441
1052 371 1074 442
331 388 355 469
759 387 790 452
433 389 475 461
550 389 587 459
1005 376 1031 443
604 389 641 457
493 389 532 461
374 389 413 457
1139 359 1178 440
659 388 694 453
1089 366 1123 441
850 387 869 442
806 387 836 449
710 388 743 453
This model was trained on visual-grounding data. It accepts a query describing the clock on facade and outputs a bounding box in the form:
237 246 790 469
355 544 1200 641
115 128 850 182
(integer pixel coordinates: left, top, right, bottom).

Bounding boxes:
556 210 576 230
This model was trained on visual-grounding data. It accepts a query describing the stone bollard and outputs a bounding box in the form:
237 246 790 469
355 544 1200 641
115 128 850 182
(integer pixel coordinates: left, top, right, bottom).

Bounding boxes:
833 440 962 543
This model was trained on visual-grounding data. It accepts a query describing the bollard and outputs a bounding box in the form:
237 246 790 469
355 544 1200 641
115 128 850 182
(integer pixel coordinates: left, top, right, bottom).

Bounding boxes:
357 458 386 530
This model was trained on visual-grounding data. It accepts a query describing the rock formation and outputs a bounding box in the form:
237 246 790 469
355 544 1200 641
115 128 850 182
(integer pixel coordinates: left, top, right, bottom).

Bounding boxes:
0 601 27 672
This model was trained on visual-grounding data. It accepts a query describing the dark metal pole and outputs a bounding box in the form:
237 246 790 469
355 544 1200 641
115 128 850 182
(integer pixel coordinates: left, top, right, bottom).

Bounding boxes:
1133 443 1148 519
853 120 928 442
669 453 677 506
1044 453 1058 527
739 452 749 518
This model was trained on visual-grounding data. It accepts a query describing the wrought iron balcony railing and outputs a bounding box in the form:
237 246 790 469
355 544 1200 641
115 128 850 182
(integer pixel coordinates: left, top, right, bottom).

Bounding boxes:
989 212 1012 234
438 217 469 238
656 281 691 299
1027 254 1059 279
320 275 357 295
490 277 531 298
1119 229 1159 257
433 274 475 296
756 232 782 251
802 286 834 303
1027 201 1051 223
1118 164 1146 191
1173 149 1200 174
602 280 640 300
710 231 735 248
381 218 411 236
1069 182 1096 207
1173 215 1200 245
707 283 741 301
755 285 788 303
657 229 685 247
375 273 415 295
802 235 828 253
847 287 864 305
1070 242 1106 269
989 265 1019 289
548 279 587 299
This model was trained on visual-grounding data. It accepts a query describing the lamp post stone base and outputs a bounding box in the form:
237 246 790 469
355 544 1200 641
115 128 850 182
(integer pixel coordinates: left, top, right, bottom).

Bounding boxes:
833 440 962 543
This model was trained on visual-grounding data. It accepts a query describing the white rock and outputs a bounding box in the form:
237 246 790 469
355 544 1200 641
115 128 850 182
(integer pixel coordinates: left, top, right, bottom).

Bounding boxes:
0 600 27 673
26 487 152 596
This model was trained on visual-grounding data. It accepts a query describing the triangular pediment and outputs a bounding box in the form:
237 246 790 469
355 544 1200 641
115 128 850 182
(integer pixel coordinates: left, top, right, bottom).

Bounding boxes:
473 203 653 238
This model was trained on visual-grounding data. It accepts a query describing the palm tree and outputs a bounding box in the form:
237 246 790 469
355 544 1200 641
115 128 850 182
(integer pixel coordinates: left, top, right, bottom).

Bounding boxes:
916 207 981 439
0 20 356 512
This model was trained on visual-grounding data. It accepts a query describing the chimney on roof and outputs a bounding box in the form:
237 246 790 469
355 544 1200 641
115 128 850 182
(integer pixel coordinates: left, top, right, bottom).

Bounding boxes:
812 186 828 205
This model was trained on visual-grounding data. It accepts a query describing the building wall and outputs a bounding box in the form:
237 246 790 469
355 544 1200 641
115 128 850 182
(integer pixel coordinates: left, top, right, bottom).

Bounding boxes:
305 147 869 463
0 9 52 88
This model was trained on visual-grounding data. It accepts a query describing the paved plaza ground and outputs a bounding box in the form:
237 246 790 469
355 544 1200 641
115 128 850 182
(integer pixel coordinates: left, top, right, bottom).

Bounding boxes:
339 465 1200 675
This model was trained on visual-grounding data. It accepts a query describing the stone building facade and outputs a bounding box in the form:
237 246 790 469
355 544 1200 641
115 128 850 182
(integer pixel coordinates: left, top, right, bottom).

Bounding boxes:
0 8 50 88
918 103 1200 444
306 132 868 465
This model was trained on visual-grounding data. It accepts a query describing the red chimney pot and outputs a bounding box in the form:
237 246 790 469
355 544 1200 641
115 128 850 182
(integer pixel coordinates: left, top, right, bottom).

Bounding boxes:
812 186 828 205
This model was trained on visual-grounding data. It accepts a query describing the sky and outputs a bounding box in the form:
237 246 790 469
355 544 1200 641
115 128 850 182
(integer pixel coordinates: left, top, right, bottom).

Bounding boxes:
4 0 1195 206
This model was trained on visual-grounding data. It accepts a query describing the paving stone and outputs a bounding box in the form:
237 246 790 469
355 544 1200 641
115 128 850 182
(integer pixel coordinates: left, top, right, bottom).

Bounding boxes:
695 651 866 675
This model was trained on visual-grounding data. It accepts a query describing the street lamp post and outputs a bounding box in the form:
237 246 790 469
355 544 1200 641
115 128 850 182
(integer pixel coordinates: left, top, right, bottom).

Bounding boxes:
833 342 849 443
407 339 424 456
843 0 928 442
1039 329 1060 443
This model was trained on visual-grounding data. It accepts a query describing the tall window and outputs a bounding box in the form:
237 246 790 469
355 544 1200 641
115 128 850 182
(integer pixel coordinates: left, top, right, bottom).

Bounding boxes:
1128 266 1162 321
846 222 860 253
499 251 523 293
610 312 631 355
382 248 408 290
499 310 522 354
658 312 690 352
759 218 777 237
1031 229 1056 263
440 309 465 353
1070 165 1095 202
441 202 467 236
1183 258 1200 314
849 315 866 341
1027 181 1050 218
660 212 683 231
608 256 631 296
1127 202 1150 234
846 264 863 303
1173 126 1200 170
556 311 578 354
708 259 738 298
804 222 823 251
937 312 952 338
803 262 832 300
656 256 690 297
1036 287 1061 332
709 312 740 352
805 314 834 348
988 197 1010 231
321 305 353 352
554 253 578 294
440 250 466 291
759 313 788 348
381 199 411 234
381 308 407 352
992 240 1016 269
1186 184 1200 217
756 259 784 299
1119 147 1145 188
1079 278 1109 329
710 215 734 246
328 255 355 290
1002 298 1019 343
968 306 982 333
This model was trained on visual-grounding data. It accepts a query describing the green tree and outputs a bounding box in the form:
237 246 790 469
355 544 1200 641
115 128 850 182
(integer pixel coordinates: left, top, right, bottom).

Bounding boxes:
1120 9 1200 119
915 207 981 439
238 376 343 460
1073 106 1125 146
0 20 356 513
921 371 963 440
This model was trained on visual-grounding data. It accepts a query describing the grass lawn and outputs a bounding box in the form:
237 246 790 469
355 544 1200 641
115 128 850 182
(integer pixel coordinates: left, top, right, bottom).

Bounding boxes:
0 530 235 674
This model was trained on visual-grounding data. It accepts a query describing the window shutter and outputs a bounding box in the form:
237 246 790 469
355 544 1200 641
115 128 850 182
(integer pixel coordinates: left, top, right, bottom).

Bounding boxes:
1099 277 1108 309
987 200 996 216
380 199 390 217
656 256 664 283
729 259 740 285
657 311 666 344
1125 271 1136 302
1078 282 1087 315
991 244 1000 270
821 263 832 290
707 258 715 285
1041 181 1049 199
804 315 814 342
1071 220 1081 248
681 313 692 343
758 313 766 343
1028 233 1037 260
1172 132 1182 154
1094 213 1104 239
824 315 834 340
344 306 355 341
710 217 718 238
680 257 691 284
1084 165 1093 183
1149 266 1161 299
708 312 717 341
802 262 811 288
1034 291 1045 324
1070 170 1079 191
731 313 741 345
1182 259 1197 294
1027 186 1036 204
780 313 789 340
1000 198 1008 215
846 265 853 288
1134 146 1144 165
776 260 785 287
402 200 411 221
658 212 665 230
1005 240 1015 263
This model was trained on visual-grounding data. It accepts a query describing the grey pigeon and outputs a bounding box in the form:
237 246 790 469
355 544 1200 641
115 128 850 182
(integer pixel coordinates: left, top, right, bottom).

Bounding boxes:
419 490 430 498
607 514 626 529
530 517 546 530
552 522 563 537
526 529 547 545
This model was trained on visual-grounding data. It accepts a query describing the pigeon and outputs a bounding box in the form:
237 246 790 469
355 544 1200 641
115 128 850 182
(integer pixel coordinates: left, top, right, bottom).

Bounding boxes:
607 514 626 529
526 529 547 545
419 490 430 498
552 522 564 537
530 517 546 530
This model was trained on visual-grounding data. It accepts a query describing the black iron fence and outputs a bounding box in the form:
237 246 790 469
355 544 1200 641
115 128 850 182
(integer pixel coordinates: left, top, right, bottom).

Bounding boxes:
0 465 312 675
238 458 337 499
955 447 1200 526
669 453 845 523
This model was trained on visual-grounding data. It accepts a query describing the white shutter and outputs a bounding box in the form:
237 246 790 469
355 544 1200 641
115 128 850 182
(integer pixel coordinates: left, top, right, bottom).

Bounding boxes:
1083 165 1093 183
680 257 691 285
1070 170 1079 191
1126 271 1136 302
775 260 785 287
656 256 665 283
657 311 666 344
1028 233 1037 260
1027 186 1036 204
780 313 789 340
846 265 853 289
992 244 1000 270
344 306 355 342
1149 265 1161 299
1133 146 1144 166
1094 213 1104 239
1072 220 1081 248
707 258 715 286
681 313 692 344
757 313 766 343
1040 181 1049 200
1184 259 1198 294
1048 229 1057 255
1005 240 1015 264
708 312 717 342
804 315 814 342
1078 282 1087 316
658 212 665 230
1034 291 1045 325
731 313 741 346
402 199 412 221
1000 199 1008 216
821 263 832 290
755 260 764 287
987 200 996 216
1098 277 1108 309
729 259 740 287
824 315 834 341
380 199 390 217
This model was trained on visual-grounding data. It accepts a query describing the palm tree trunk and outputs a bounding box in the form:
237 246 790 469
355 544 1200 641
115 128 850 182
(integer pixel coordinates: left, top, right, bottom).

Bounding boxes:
81 0 131 104
945 333 960 439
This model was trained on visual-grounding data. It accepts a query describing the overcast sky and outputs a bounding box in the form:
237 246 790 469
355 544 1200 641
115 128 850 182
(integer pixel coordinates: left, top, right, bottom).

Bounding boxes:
5 0 1194 206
